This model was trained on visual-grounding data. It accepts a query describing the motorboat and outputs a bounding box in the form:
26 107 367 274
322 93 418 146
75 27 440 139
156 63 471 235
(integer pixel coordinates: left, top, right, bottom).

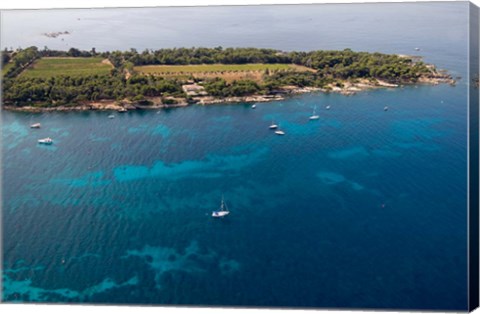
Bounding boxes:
38 137 53 145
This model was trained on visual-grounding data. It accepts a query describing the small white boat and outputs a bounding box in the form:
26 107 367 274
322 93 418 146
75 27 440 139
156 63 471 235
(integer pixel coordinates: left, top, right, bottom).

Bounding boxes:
108 114 115 119
326 105 331 110
212 196 230 218
269 121 278 129
251 104 256 109
309 106 320 120
118 108 127 113
414 47 420 51
30 123 41 129
38 137 53 145
384 106 389 111
275 130 285 135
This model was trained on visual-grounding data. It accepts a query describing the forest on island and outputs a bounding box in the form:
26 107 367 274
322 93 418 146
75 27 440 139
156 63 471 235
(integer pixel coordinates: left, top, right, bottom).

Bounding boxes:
1 46 433 106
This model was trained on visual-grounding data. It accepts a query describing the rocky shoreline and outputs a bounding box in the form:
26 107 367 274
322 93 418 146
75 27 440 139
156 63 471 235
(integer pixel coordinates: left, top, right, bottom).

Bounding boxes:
3 76 455 113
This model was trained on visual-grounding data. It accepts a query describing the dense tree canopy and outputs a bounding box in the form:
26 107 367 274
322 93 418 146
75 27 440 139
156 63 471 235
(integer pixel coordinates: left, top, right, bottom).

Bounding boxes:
2 74 184 106
203 78 261 97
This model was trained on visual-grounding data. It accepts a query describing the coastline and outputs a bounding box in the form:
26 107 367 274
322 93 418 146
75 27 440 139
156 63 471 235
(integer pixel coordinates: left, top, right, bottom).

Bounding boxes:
3 76 455 113
2 46 457 113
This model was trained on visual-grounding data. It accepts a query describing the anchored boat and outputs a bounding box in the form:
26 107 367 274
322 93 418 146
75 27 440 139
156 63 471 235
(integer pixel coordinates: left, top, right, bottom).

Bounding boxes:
269 121 278 129
309 106 320 120
212 196 230 218
38 137 53 145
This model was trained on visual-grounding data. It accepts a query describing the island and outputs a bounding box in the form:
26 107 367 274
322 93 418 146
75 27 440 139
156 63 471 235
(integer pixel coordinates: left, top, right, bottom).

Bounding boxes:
1 46 455 112
42 31 71 39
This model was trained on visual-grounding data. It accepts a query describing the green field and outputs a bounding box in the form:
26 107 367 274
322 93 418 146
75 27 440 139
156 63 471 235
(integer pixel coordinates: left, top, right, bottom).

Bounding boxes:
21 57 112 78
1 62 15 76
134 63 313 74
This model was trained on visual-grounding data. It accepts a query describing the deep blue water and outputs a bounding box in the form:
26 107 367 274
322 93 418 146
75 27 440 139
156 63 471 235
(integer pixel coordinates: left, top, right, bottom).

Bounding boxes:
1 2 471 311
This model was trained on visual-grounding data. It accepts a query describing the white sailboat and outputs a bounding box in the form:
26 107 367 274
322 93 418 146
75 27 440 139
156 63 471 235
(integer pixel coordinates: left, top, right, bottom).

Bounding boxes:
30 123 41 128
269 121 278 129
309 106 320 120
212 196 230 218
325 105 331 110
251 104 257 109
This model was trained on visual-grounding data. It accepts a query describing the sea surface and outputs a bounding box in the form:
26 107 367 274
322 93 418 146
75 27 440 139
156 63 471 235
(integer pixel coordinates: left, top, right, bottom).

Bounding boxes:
1 2 471 310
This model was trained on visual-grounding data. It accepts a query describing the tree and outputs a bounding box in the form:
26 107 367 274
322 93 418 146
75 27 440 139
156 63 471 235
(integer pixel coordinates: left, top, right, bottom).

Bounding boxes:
67 48 81 57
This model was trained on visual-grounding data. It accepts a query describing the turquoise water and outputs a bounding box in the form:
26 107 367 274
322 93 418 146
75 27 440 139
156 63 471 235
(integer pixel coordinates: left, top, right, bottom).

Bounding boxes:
1 2 471 310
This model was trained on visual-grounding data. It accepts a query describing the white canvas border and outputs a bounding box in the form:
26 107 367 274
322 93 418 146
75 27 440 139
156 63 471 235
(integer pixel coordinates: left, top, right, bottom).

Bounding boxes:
0 1 478 314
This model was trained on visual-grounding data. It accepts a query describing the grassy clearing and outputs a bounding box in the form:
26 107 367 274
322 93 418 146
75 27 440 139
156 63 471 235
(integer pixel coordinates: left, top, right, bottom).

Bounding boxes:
1 62 15 76
134 63 314 82
135 63 313 74
21 57 112 78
